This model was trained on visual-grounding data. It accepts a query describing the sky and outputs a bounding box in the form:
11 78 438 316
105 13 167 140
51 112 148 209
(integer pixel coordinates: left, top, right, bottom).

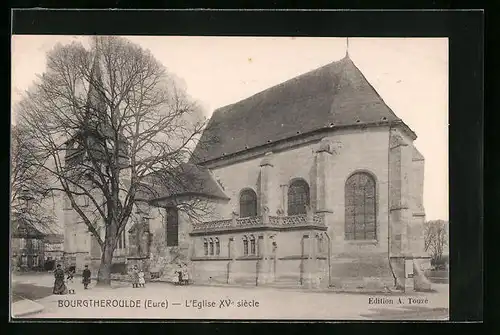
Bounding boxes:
11 36 449 221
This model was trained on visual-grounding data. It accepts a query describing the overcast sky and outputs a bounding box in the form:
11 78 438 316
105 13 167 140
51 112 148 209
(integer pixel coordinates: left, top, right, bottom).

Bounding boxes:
11 36 448 221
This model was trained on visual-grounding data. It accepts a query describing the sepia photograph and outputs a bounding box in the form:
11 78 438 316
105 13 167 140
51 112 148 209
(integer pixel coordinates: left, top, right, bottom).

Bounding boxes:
10 35 449 320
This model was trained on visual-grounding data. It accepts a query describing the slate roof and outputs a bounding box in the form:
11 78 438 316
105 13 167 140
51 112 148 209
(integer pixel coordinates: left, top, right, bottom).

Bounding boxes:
11 220 46 239
44 234 64 244
191 55 415 164
136 162 229 201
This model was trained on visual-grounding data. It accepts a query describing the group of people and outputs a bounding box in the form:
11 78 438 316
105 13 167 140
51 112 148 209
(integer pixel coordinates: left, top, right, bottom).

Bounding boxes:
53 262 190 293
53 264 92 295
174 263 190 285
130 265 146 288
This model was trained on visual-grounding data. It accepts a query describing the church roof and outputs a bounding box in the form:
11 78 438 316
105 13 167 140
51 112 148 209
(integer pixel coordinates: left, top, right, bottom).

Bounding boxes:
11 220 47 239
136 163 229 202
191 56 415 164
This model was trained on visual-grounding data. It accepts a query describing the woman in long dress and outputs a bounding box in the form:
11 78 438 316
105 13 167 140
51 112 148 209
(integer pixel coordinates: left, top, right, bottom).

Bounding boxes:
130 265 139 288
53 264 68 295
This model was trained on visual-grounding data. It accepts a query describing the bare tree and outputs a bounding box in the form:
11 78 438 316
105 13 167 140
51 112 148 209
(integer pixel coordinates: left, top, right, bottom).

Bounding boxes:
17 36 213 285
10 124 57 234
424 220 448 265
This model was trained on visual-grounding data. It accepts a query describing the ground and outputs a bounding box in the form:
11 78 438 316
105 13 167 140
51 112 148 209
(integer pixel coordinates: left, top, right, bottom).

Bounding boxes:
11 273 449 320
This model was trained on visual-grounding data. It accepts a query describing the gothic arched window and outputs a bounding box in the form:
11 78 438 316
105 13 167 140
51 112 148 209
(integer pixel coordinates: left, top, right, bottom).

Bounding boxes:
209 238 214 255
250 235 256 255
243 236 249 255
240 189 257 218
316 234 324 253
288 179 310 215
215 238 220 256
345 172 377 240
203 239 208 256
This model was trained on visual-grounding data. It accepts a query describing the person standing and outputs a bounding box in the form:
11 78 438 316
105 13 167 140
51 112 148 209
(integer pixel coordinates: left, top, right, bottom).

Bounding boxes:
181 263 189 285
138 269 145 288
82 265 91 289
53 264 68 295
130 265 139 288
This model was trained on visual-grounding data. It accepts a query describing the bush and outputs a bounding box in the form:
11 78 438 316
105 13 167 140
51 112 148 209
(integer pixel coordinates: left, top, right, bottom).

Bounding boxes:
431 255 449 270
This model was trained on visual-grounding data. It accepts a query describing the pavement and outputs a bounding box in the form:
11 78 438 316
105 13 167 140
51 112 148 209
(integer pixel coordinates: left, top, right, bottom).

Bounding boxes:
10 273 449 320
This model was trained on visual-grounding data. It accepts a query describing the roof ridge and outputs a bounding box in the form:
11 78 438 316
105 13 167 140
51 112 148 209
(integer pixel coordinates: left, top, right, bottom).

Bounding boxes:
212 58 347 116
342 57 402 122
191 55 417 164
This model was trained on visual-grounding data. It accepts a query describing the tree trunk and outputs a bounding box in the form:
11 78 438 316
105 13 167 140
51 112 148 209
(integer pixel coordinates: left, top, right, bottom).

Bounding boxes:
97 242 115 286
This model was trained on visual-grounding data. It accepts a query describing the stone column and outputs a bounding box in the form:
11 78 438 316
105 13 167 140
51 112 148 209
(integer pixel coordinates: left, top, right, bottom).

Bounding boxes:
280 184 289 216
260 152 274 222
303 231 319 289
316 138 333 213
227 237 235 284
411 149 426 256
257 234 271 285
389 131 414 290
231 212 238 227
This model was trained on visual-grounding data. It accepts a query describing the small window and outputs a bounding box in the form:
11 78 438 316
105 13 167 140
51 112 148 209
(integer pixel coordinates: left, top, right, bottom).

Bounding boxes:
243 236 249 256
203 239 208 256
215 238 220 256
250 235 256 255
317 235 324 253
209 238 214 255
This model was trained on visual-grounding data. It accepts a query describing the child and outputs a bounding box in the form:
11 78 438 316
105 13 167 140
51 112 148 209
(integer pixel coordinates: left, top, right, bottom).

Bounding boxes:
67 266 75 294
131 265 139 288
181 264 189 285
82 265 91 290
138 269 145 288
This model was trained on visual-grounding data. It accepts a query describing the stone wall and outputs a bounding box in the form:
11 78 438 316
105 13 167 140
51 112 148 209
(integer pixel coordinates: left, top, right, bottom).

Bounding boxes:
205 127 396 288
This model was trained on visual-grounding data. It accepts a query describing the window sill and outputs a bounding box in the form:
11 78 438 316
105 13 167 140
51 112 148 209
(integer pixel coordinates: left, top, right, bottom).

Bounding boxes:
236 255 262 260
191 256 231 261
345 239 379 246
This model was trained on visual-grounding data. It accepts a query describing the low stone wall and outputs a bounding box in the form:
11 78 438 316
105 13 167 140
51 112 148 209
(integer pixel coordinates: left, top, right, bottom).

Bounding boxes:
328 251 395 291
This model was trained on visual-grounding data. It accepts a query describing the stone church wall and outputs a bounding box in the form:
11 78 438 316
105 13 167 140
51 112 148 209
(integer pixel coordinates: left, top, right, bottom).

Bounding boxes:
205 126 396 289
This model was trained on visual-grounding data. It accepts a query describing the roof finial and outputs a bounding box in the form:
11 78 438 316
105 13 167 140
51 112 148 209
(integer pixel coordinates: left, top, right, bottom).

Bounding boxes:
345 37 350 58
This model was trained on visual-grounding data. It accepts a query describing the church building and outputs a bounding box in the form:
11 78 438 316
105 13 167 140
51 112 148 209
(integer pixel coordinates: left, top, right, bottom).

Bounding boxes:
63 54 431 291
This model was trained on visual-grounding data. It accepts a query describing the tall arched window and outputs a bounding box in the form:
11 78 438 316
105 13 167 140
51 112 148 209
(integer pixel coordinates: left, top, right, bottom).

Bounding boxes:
166 207 179 247
288 179 310 215
345 172 377 240
240 189 257 218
